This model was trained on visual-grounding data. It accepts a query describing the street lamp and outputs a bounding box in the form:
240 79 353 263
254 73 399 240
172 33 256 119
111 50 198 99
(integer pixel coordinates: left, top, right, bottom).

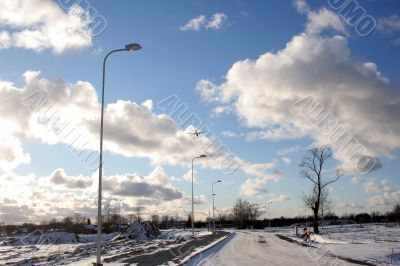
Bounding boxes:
208 194 214 231
95 43 141 266
212 180 221 233
266 201 272 228
191 155 206 237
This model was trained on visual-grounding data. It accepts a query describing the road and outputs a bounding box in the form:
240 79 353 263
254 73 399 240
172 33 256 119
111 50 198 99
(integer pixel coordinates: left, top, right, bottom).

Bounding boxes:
120 231 230 266
186 231 358 266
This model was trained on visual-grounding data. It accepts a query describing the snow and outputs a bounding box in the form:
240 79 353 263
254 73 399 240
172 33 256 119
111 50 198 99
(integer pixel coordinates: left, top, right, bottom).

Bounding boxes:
124 220 160 240
78 232 119 243
159 229 211 240
0 224 398 265
282 223 400 265
315 224 400 264
185 231 323 266
309 234 348 244
184 224 400 266
1 231 78 245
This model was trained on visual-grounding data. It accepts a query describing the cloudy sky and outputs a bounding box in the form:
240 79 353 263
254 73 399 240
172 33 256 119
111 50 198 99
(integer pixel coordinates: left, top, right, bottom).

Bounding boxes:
0 0 399 224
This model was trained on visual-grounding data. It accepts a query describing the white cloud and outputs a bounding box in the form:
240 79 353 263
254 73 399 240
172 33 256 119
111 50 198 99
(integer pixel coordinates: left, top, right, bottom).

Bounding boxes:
182 169 197 182
363 178 400 206
206 13 228 30
180 13 227 31
246 126 307 142
293 0 309 13
104 167 183 201
305 8 346 35
0 71 276 183
240 162 276 178
277 145 302 156
180 15 207 31
180 194 208 206
197 5 400 174
50 168 92 189
0 171 97 223
350 176 361 184
293 0 346 35
364 178 392 194
193 195 207 205
0 135 30 171
281 157 292 165
0 0 93 53
377 14 400 34
221 130 241 138
196 79 221 102
141 99 153 111
270 194 291 202
0 31 11 49
338 202 364 210
240 169 284 197
0 166 189 223
90 47 103 55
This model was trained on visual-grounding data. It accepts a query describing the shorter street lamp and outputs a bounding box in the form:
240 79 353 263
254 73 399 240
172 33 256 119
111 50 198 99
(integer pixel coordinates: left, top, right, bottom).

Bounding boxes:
208 194 215 231
212 180 222 233
266 201 272 227
191 155 206 236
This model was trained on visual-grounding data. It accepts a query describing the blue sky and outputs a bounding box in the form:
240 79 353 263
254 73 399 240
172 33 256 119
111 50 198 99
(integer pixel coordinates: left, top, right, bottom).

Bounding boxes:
0 0 399 224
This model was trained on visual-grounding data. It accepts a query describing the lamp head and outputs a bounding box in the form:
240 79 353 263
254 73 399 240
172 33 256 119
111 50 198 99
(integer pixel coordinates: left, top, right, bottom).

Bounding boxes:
125 43 142 51
199 154 207 158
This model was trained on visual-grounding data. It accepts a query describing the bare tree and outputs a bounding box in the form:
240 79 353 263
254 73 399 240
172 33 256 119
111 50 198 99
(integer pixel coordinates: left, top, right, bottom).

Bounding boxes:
151 214 159 227
233 198 254 229
300 146 343 233
134 207 145 222
303 187 332 226
72 213 88 225
127 214 136 224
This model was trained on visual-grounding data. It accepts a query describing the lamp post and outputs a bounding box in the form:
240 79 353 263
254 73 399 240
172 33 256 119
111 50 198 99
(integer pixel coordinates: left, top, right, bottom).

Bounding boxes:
118 199 122 233
266 201 272 228
212 180 221 233
191 155 206 237
95 43 141 266
208 194 214 231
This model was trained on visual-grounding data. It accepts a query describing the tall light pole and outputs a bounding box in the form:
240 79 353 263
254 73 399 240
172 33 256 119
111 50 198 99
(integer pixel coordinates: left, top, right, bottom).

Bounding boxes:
95 43 141 266
266 201 272 228
118 199 122 233
191 155 206 237
212 180 221 233
208 194 214 231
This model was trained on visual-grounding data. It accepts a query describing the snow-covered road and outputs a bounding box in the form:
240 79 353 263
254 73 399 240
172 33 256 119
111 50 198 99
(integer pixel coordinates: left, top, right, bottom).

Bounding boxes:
186 231 355 266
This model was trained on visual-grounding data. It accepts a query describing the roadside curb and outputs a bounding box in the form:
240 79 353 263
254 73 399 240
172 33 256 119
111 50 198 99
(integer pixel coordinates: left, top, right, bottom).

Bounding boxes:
178 232 233 266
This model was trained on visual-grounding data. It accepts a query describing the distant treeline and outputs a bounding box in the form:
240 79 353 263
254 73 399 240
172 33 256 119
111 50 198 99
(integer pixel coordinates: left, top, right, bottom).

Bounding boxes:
1 203 399 235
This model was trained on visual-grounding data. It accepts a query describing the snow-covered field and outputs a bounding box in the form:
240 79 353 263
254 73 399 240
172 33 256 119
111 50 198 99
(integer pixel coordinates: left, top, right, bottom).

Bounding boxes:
185 224 400 266
0 222 208 265
0 224 399 265
280 223 400 265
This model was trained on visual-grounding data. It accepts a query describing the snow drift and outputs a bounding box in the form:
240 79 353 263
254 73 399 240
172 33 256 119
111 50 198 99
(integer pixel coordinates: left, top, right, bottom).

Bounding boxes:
124 221 160 240
309 234 348 244
1 231 78 245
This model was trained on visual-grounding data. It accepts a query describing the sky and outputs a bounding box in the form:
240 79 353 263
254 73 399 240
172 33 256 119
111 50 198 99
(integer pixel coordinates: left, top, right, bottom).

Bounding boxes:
0 0 400 224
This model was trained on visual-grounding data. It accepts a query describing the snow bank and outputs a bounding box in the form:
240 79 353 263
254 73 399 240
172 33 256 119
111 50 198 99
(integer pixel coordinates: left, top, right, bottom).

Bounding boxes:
2 231 78 245
78 232 119 243
159 229 210 240
112 221 160 241
309 234 348 244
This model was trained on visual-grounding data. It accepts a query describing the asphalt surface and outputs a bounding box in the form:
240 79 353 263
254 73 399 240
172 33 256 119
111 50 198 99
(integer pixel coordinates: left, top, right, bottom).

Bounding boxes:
121 231 229 266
